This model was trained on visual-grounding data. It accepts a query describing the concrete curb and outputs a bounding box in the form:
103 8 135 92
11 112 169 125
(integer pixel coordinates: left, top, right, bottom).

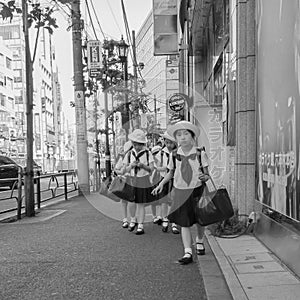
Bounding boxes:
205 230 248 300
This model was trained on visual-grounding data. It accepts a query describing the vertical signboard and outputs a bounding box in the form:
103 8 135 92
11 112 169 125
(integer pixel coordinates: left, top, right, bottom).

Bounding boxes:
256 0 300 221
153 0 178 56
87 40 102 77
196 106 225 188
166 57 181 123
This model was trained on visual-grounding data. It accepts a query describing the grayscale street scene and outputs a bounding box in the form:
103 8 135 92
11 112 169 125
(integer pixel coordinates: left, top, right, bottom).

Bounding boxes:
0 0 300 299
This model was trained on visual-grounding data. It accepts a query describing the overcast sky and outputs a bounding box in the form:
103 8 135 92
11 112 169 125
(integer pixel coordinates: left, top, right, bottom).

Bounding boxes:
52 0 152 123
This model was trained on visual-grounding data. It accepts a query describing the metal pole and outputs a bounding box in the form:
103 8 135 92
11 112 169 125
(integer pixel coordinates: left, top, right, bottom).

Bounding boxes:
104 89 111 178
132 30 139 128
124 59 130 136
111 93 116 164
154 94 157 144
22 0 35 217
71 0 90 195
94 88 100 190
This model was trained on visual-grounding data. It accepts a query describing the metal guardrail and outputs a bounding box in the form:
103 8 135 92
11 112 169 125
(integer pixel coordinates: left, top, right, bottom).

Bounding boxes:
0 169 78 220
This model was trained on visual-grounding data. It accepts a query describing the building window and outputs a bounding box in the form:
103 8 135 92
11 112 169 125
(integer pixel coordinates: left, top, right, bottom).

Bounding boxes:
0 93 6 107
6 77 13 90
6 57 12 69
15 95 23 104
14 69 22 83
0 25 20 40
0 53 4 67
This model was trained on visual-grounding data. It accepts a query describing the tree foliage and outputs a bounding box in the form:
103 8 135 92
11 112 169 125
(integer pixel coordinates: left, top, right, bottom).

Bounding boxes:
0 1 58 34
0 0 21 21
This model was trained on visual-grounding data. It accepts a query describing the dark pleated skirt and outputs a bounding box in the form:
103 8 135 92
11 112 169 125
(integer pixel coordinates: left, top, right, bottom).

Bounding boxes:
168 185 205 227
134 175 154 204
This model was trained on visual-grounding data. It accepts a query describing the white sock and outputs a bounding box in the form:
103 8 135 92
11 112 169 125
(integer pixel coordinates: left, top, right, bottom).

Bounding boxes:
138 223 143 229
196 237 204 244
184 247 192 257
130 217 136 223
123 218 128 222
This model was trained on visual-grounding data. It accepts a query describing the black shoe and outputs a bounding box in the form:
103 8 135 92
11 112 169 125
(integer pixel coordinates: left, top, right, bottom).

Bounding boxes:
128 222 137 232
196 242 205 255
135 227 144 235
153 217 162 225
178 253 193 265
122 220 129 228
171 225 180 234
162 220 168 232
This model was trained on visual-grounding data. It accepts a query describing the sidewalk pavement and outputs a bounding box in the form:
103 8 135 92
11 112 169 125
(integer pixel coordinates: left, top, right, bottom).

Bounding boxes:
204 230 300 300
1 193 300 300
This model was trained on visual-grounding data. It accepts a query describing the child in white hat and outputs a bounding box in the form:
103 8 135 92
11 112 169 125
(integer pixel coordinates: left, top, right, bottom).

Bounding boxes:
152 121 210 264
150 145 163 225
114 140 134 228
156 130 179 234
123 129 155 235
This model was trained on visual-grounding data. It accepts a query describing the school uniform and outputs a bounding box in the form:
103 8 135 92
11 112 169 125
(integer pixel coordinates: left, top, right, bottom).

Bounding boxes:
123 147 154 204
154 147 174 203
167 146 209 227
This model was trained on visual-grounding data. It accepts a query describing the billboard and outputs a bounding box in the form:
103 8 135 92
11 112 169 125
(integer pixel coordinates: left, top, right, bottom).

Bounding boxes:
256 0 300 221
87 40 102 77
153 0 178 56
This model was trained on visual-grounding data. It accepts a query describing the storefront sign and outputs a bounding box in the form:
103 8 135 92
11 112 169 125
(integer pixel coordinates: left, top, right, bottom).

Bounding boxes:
168 93 186 112
87 40 102 78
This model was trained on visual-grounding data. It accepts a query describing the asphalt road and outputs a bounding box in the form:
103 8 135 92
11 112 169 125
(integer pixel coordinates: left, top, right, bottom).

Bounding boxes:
0 194 209 300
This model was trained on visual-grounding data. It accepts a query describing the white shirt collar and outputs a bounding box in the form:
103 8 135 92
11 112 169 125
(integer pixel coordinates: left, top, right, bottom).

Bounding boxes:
177 146 197 156
132 147 146 156
162 147 170 154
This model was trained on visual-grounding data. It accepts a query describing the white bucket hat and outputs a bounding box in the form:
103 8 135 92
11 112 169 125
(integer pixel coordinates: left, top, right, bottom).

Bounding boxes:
123 141 132 153
161 130 176 143
128 129 148 144
168 121 200 138
151 145 162 155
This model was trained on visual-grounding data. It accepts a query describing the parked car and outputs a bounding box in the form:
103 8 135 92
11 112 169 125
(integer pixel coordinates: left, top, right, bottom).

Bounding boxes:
14 158 43 176
0 155 23 189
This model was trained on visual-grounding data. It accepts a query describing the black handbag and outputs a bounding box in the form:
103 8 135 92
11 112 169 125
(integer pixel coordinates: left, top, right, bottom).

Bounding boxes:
108 175 136 202
195 178 234 226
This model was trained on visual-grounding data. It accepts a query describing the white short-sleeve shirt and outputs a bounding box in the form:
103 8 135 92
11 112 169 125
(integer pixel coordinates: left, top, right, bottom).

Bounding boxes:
123 148 154 177
155 147 171 177
167 146 209 189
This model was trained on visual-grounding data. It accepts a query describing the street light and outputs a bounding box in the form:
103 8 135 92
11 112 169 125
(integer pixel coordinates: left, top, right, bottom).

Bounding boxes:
116 35 129 62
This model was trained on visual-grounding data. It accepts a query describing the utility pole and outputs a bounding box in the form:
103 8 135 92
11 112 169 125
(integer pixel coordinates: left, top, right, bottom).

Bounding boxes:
22 0 35 217
93 87 101 191
132 30 139 129
71 0 90 194
154 94 157 144
124 58 130 136
104 89 111 178
111 93 116 162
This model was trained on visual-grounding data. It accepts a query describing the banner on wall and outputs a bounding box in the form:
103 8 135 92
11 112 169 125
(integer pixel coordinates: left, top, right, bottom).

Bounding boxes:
153 0 178 56
256 0 300 221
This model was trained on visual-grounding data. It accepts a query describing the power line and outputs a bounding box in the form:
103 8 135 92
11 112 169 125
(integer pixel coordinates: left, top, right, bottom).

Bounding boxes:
85 0 98 40
106 0 123 35
120 0 145 83
90 0 106 40
51 0 71 18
